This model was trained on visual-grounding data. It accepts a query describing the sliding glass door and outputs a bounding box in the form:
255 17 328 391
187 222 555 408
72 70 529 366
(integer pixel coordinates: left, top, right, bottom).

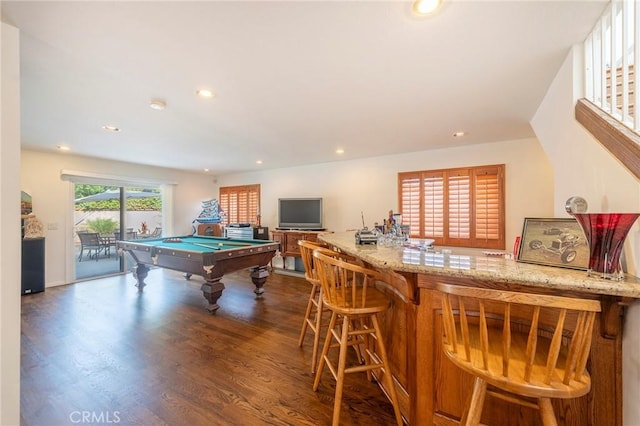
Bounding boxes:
74 184 162 281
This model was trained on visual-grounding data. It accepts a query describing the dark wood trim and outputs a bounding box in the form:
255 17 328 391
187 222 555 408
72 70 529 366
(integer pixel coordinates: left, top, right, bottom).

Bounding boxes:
575 98 640 180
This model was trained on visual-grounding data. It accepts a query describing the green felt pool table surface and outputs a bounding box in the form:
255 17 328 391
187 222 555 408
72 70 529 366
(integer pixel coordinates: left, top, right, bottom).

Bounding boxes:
127 235 276 251
117 235 280 313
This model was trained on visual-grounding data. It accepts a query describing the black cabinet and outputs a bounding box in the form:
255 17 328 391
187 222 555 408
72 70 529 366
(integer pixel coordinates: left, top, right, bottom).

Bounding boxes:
253 226 269 240
22 237 45 295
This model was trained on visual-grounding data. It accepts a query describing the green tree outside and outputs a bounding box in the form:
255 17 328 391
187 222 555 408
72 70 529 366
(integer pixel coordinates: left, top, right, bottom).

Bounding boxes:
74 184 118 199
76 198 161 211
85 218 119 234
75 186 161 211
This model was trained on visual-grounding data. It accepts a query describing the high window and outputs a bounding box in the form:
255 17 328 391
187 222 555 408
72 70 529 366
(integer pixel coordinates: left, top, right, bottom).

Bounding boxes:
579 0 640 181
584 1 637 130
398 164 505 249
219 184 261 225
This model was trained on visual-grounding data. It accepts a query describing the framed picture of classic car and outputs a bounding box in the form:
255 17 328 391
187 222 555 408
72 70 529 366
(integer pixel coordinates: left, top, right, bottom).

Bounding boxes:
517 218 589 270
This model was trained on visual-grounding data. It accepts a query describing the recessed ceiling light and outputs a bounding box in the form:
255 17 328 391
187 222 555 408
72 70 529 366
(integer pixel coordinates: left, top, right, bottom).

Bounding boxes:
453 131 466 137
412 0 443 16
196 88 215 99
336 148 345 154
102 125 121 132
149 100 166 110
57 145 70 151
256 160 263 165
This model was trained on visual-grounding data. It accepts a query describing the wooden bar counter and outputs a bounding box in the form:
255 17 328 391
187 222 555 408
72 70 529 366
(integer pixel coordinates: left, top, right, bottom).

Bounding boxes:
319 232 640 426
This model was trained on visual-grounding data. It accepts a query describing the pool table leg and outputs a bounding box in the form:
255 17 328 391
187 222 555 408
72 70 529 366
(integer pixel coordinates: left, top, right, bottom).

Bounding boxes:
250 266 270 296
201 280 226 314
133 263 150 292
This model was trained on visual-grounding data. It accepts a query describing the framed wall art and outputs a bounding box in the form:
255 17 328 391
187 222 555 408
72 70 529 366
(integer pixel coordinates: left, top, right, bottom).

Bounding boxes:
21 191 32 215
516 217 589 270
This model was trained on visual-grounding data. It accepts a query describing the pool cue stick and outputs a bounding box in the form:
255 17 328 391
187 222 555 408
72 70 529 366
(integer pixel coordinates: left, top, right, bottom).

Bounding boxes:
216 241 252 247
189 242 222 250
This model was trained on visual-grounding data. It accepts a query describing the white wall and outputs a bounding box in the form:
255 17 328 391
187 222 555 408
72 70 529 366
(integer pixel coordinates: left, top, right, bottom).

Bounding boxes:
217 137 554 253
1 21 22 426
21 150 216 287
531 45 640 424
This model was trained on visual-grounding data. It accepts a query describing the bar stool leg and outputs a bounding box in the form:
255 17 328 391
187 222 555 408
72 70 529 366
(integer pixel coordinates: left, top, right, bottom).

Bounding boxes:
331 315 351 426
298 283 317 346
371 314 403 426
313 311 337 392
538 398 558 426
461 376 487 426
310 288 324 373
353 317 366 366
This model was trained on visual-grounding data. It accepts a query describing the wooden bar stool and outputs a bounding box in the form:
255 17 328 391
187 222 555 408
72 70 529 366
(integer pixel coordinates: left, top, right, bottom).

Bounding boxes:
312 250 403 426
298 240 356 373
436 283 601 426
297 239 330 373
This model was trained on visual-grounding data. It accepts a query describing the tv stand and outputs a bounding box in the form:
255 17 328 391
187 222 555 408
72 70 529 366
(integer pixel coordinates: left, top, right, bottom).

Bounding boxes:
271 229 330 260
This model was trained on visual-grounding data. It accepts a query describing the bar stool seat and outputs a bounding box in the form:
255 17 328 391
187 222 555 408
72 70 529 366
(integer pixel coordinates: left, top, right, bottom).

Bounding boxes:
312 249 403 426
436 283 601 425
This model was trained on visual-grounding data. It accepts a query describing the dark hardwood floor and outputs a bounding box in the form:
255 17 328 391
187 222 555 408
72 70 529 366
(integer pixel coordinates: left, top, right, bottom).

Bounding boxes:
21 268 398 426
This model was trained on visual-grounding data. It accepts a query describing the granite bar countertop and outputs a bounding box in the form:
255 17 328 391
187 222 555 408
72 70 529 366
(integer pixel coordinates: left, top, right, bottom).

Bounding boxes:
319 232 640 299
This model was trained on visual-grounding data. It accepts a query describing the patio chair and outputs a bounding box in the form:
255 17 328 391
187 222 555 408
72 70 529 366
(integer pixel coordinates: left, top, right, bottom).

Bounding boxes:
77 232 105 262
149 226 162 238
125 227 137 240
100 234 115 258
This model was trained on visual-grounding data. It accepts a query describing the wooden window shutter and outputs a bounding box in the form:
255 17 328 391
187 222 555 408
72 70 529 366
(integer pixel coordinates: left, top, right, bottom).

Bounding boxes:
219 184 260 225
219 192 230 223
251 189 259 222
423 173 444 239
227 192 239 223
398 164 505 249
399 173 422 237
238 191 249 223
447 170 470 241
473 166 503 246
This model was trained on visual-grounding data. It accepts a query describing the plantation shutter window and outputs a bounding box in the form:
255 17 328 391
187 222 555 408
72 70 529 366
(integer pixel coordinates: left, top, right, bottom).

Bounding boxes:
447 171 470 240
423 174 444 238
474 166 501 243
400 173 422 237
398 165 504 249
219 184 261 225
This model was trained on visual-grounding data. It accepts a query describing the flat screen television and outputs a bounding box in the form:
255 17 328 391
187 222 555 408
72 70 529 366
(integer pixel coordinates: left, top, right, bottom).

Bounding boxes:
278 198 324 230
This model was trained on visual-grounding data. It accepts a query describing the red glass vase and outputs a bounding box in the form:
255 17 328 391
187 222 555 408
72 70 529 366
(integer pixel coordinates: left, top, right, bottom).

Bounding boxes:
573 213 639 280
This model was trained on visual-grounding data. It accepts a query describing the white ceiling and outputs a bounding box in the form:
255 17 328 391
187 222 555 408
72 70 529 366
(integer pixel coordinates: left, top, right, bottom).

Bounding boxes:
2 1 607 175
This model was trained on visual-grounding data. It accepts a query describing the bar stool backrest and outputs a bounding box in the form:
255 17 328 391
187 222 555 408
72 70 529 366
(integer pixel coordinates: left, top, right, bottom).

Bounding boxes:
298 240 327 285
313 250 380 312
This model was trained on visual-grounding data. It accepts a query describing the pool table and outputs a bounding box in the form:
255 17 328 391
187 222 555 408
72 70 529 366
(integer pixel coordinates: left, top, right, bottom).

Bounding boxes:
117 235 280 313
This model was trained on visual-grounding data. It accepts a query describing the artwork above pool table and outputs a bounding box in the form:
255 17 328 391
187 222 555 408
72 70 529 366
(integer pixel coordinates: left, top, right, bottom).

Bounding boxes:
117 235 280 313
